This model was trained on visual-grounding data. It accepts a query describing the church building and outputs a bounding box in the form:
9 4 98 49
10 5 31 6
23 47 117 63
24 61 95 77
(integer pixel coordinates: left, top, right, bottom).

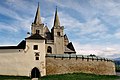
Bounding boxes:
0 3 76 78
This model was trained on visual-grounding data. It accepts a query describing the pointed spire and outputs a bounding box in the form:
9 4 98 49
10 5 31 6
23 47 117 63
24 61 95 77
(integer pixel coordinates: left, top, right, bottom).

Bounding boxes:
34 2 42 24
54 6 60 27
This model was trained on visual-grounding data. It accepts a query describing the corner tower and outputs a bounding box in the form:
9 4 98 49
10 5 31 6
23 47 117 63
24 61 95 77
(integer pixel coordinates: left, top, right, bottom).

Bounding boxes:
52 7 64 54
31 3 44 37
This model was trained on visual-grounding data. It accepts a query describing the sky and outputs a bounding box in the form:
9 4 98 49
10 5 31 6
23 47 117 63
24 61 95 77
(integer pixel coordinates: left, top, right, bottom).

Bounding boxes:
0 0 120 59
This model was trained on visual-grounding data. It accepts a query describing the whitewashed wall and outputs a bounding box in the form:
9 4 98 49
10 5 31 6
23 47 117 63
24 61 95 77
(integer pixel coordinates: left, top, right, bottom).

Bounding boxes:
0 39 46 77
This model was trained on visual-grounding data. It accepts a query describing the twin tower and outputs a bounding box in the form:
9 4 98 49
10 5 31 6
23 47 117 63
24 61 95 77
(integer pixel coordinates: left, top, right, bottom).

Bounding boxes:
30 3 76 54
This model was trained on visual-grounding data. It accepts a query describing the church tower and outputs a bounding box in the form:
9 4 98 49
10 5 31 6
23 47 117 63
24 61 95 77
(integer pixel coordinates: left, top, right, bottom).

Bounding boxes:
51 7 64 54
31 3 44 37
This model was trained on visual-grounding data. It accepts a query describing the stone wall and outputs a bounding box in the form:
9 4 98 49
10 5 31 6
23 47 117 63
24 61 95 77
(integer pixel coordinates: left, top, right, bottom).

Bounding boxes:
46 54 116 75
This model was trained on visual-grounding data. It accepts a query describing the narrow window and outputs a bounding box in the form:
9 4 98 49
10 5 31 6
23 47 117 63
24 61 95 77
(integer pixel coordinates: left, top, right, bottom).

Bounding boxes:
35 53 39 60
47 46 52 53
57 32 60 36
36 57 39 60
36 30 40 34
34 45 38 50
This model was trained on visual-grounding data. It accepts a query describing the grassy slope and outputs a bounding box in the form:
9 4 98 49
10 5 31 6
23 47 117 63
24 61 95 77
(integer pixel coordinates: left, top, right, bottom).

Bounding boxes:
0 73 119 80
41 73 120 80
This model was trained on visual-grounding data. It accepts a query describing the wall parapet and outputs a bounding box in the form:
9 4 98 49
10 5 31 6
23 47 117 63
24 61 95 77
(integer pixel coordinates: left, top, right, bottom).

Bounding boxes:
46 54 113 62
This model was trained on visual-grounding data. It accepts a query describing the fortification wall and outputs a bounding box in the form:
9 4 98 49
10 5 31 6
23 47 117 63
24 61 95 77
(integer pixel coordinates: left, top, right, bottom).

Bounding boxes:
46 54 116 75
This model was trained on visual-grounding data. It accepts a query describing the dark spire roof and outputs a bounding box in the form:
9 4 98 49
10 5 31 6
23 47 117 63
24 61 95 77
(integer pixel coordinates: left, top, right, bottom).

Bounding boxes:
67 42 76 52
33 2 42 24
26 34 45 40
53 7 60 27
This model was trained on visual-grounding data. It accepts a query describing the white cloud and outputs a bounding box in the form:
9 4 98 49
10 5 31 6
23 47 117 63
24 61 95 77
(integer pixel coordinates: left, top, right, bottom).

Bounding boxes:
79 18 108 36
74 41 120 59
6 0 36 15
0 0 119 59
0 5 23 21
89 0 120 16
114 32 120 39
52 11 108 40
46 0 96 20
0 22 18 32
0 1 36 32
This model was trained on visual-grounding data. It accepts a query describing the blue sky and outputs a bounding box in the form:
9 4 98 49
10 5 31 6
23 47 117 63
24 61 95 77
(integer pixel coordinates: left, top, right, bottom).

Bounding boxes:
0 0 120 58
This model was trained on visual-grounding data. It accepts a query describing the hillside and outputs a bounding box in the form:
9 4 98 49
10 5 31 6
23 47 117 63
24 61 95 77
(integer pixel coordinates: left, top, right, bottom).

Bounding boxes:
41 73 120 80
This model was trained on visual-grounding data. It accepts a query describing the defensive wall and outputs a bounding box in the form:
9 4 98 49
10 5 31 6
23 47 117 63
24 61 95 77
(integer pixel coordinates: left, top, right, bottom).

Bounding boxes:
46 54 116 75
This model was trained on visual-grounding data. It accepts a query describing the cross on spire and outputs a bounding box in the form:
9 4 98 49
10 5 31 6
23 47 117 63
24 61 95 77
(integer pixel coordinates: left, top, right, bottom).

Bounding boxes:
34 2 42 24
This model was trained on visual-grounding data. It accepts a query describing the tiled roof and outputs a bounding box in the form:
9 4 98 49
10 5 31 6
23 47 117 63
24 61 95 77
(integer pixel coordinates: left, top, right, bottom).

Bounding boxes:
0 40 26 49
64 46 76 53
67 42 76 52
26 34 45 40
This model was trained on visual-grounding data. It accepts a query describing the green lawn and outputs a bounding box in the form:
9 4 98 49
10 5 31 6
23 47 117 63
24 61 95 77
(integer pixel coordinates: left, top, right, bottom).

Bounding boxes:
41 73 120 80
0 73 119 80
0 75 30 80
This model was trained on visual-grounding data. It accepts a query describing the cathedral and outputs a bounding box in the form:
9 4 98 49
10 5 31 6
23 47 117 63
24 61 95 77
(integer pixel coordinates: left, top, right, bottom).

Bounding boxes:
0 3 76 78
0 3 116 78
30 3 76 54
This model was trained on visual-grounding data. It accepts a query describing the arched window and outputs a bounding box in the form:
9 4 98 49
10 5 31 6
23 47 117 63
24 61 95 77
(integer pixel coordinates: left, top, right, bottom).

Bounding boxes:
47 46 52 53
31 67 40 78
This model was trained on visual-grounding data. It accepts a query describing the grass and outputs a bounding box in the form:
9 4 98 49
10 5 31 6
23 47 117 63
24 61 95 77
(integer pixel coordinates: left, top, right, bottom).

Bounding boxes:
0 75 30 80
41 73 120 80
0 73 119 80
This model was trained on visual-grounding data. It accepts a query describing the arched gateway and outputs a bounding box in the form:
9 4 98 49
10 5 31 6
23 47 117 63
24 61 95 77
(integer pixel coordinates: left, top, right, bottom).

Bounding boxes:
31 67 40 78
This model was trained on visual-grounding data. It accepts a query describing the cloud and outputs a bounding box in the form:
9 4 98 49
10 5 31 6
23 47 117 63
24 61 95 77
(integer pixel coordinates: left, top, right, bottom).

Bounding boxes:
0 22 18 32
73 41 120 59
48 8 108 40
89 0 120 16
79 18 108 36
52 11 109 41
0 1 36 45
46 0 96 20
0 0 119 59
0 1 36 32
6 0 36 15
114 32 120 39
0 5 23 21
46 0 120 27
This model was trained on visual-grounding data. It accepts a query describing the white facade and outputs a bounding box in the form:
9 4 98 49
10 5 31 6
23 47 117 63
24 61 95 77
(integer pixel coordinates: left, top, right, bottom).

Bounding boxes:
0 39 46 77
